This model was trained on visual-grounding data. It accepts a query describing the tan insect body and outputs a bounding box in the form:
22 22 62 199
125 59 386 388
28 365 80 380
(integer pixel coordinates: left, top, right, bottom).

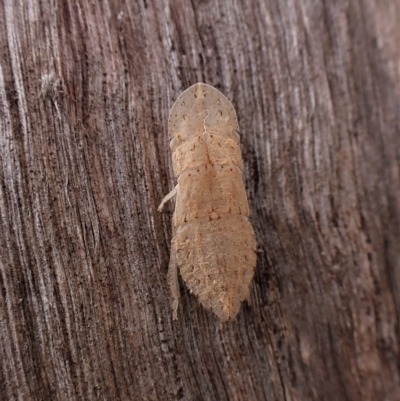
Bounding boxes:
159 83 256 322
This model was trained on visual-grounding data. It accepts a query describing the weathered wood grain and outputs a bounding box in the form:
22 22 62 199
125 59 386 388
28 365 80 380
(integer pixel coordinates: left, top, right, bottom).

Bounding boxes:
1 0 399 400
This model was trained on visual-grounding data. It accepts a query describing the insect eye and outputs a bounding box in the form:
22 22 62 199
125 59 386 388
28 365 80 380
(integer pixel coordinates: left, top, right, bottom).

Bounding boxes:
232 129 240 143
169 137 181 151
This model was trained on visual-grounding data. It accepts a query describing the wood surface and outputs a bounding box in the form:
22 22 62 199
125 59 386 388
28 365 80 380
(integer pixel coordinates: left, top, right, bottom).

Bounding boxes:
1 0 399 400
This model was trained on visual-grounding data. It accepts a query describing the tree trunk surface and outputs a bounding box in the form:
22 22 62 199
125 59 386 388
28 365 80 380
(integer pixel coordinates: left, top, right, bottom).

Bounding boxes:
1 0 399 400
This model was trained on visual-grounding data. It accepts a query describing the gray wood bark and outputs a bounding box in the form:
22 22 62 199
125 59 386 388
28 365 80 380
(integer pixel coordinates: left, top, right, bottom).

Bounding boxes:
1 0 399 400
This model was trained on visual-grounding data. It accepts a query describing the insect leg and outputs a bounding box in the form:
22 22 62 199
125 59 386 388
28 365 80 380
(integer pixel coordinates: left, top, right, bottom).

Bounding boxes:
168 238 180 320
158 184 179 212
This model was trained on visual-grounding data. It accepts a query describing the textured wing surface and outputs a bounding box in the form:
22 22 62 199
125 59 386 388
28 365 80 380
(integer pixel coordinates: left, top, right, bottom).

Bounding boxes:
174 165 249 226
175 215 256 322
172 134 242 177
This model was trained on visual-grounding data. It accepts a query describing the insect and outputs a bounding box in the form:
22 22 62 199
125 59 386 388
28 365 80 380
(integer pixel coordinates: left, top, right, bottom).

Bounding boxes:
158 83 256 322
